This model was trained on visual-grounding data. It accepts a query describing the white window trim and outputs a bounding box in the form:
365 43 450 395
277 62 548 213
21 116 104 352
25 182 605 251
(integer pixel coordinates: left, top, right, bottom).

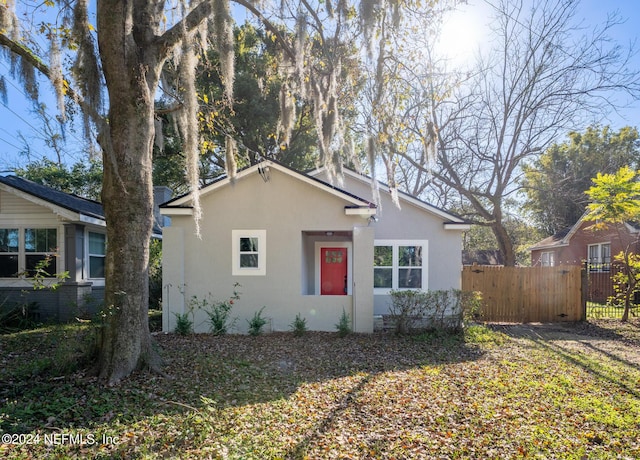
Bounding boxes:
86 230 107 281
588 242 611 271
540 251 554 267
232 229 267 276
374 239 428 294
0 226 61 279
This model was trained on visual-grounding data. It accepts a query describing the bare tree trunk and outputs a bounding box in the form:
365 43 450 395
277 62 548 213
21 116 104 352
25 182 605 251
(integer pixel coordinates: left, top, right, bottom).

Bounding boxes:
95 0 162 384
492 222 516 267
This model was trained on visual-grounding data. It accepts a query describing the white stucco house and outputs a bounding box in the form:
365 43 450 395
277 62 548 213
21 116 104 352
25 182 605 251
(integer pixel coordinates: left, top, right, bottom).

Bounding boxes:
160 160 470 334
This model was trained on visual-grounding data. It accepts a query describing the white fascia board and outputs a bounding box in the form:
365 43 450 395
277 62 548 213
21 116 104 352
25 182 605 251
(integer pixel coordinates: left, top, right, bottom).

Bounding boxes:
528 242 569 251
444 223 471 231
160 207 193 216
79 214 106 227
345 207 377 217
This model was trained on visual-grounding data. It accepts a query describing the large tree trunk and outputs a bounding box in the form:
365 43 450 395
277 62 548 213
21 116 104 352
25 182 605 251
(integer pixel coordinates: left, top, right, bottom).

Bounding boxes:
95 0 162 384
492 221 517 267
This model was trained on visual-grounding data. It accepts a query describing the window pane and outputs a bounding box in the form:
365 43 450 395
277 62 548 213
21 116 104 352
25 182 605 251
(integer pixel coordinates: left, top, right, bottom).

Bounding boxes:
26 254 53 277
399 246 422 267
90 256 105 278
25 228 57 252
399 268 422 288
0 229 18 252
374 268 392 288
89 232 106 255
325 250 343 264
588 245 598 262
0 255 18 277
602 244 611 262
374 246 392 266
240 253 259 268
240 237 258 252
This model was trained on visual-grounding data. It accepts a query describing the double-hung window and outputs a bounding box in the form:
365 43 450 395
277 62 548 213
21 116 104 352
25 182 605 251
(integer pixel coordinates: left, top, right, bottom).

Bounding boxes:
232 230 266 276
374 240 427 292
588 243 611 272
24 228 58 276
0 228 19 277
540 251 555 267
88 232 106 278
0 227 58 277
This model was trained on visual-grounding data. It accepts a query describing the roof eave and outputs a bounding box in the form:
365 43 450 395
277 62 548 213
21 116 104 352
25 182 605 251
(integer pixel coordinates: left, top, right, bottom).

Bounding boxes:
160 207 194 216
444 223 471 231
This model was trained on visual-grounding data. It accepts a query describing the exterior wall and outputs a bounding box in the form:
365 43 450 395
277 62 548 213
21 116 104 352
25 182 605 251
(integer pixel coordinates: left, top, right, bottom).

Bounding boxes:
162 168 374 333
313 171 465 315
0 190 106 322
531 221 639 266
0 284 103 322
0 190 65 277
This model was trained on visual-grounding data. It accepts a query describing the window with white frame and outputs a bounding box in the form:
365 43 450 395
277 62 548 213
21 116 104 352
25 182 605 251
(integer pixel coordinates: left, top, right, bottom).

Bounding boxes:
540 251 555 267
232 230 266 276
0 228 19 277
588 242 611 271
374 240 427 292
0 227 58 277
24 228 58 276
88 232 106 278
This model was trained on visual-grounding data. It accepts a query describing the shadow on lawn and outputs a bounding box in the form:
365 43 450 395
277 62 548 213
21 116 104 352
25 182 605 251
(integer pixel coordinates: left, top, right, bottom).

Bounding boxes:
495 321 640 399
0 329 484 434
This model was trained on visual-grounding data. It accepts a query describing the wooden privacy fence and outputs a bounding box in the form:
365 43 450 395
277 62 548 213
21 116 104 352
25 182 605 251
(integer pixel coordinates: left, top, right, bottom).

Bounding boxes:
462 265 585 323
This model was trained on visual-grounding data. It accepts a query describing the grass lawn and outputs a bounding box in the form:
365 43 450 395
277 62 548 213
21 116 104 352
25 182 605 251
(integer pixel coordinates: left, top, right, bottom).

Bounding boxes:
587 302 639 320
1 320 640 459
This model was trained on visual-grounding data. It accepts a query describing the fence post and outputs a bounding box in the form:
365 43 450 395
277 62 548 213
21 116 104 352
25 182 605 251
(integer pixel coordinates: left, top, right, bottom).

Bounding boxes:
581 262 588 321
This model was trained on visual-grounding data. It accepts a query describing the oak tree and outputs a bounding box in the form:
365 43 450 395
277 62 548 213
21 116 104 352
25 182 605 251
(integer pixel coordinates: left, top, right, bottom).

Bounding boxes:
0 0 425 383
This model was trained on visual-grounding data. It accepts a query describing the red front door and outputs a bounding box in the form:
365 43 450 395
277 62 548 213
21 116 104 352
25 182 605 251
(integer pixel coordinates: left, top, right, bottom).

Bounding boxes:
320 247 348 295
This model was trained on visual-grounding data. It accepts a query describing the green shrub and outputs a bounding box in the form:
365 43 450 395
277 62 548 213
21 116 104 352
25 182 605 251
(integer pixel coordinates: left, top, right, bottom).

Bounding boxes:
247 307 268 336
173 312 193 335
335 309 351 337
0 301 41 333
205 299 236 335
189 283 240 335
289 313 308 337
388 289 482 335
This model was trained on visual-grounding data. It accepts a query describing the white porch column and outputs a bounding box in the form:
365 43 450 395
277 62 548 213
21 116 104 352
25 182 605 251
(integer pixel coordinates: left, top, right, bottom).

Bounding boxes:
352 225 375 333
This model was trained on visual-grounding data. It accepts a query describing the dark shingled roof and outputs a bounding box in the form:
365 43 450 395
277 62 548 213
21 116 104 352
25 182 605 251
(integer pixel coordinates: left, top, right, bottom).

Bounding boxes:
0 175 104 221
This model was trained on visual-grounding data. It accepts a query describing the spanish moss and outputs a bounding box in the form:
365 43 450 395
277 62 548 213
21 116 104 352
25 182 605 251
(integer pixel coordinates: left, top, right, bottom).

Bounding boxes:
213 0 234 103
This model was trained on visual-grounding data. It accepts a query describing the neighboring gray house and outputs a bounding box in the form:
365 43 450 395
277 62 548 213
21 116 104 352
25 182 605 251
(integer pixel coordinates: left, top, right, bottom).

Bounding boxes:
0 176 107 321
0 175 169 322
160 161 469 333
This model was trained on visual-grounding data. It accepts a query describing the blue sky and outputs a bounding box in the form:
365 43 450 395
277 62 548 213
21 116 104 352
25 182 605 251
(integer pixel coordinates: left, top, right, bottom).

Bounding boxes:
1 0 640 172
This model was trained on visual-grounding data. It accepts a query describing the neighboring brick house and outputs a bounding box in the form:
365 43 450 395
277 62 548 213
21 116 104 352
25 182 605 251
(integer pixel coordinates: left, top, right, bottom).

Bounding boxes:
530 215 640 268
530 215 640 303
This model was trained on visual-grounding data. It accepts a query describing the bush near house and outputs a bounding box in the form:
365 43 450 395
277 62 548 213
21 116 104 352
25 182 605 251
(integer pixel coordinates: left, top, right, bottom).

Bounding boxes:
388 289 482 334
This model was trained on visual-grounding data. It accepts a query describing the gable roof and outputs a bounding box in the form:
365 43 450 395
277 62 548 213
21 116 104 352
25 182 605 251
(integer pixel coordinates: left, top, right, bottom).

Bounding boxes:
529 212 640 251
0 175 105 225
160 160 377 213
308 166 470 228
